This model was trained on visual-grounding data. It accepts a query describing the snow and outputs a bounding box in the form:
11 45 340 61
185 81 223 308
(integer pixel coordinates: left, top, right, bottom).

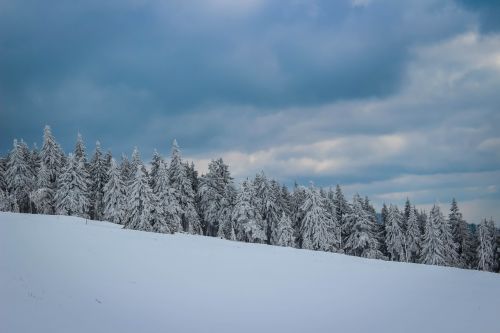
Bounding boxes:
1 212 499 333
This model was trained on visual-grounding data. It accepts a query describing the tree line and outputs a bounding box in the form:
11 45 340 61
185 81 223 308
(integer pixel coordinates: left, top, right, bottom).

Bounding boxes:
0 126 498 272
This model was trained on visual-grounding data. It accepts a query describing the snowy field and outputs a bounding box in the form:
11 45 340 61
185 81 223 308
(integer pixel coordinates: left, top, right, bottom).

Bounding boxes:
1 212 499 333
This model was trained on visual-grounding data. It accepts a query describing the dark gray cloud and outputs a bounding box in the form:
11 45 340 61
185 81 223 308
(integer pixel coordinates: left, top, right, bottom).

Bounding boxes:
455 0 500 32
1 0 471 153
1 0 499 222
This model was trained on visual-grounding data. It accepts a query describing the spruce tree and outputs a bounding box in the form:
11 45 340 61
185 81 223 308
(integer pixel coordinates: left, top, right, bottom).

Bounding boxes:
6 139 35 212
232 180 266 243
198 158 235 237
344 195 383 259
74 133 87 164
89 142 109 220
449 199 475 268
291 183 307 246
0 156 7 192
149 149 164 190
333 184 351 250
272 211 295 247
406 206 421 263
37 125 65 213
0 188 12 212
385 205 406 261
168 139 201 234
440 208 459 267
124 165 155 232
420 205 446 266
153 160 182 233
477 219 496 272
55 154 90 218
300 184 340 252
103 159 126 224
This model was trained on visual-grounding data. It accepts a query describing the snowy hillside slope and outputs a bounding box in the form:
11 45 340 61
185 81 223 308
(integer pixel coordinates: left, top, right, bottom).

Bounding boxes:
1 212 499 333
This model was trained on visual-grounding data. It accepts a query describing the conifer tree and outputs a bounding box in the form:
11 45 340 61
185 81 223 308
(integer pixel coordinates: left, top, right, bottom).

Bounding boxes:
271 211 295 247
421 205 446 266
168 139 201 234
55 154 90 218
291 183 307 245
153 160 182 233
344 195 383 259
385 205 406 261
300 184 340 252
0 156 7 192
232 180 266 243
103 159 126 224
0 188 12 212
333 184 351 250
198 158 235 237
89 142 108 220
449 199 475 268
6 139 35 212
406 206 421 263
74 133 87 165
124 165 155 232
37 126 65 213
440 208 459 267
477 218 496 272
149 149 164 189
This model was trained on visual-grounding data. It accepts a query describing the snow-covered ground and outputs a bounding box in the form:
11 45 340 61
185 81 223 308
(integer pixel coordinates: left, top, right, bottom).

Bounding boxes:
1 212 499 333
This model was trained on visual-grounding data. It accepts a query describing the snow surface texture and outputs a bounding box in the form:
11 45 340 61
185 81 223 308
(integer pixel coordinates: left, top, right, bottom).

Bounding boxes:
1 212 499 333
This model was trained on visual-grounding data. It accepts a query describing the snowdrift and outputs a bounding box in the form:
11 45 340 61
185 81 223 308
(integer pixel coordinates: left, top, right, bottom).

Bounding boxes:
1 212 498 333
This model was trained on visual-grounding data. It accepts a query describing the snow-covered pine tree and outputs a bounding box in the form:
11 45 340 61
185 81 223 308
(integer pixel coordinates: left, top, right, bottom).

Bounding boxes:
55 154 90 218
381 203 389 225
343 194 382 258
6 139 35 212
280 184 292 217
448 199 475 268
131 147 142 171
271 211 295 247
252 172 281 244
385 205 406 262
153 159 182 233
198 158 235 237
406 206 421 263
333 184 351 251
119 154 133 182
149 149 164 190
440 207 459 267
37 125 65 213
404 198 411 224
417 209 427 235
168 139 201 234
0 188 12 212
30 163 54 214
103 159 126 224
300 184 340 252
420 204 446 266
124 165 155 232
0 156 7 192
325 188 342 251
477 218 496 272
378 203 389 257
232 180 266 243
185 161 199 198
29 143 41 183
89 141 109 220
74 133 87 165
290 183 307 246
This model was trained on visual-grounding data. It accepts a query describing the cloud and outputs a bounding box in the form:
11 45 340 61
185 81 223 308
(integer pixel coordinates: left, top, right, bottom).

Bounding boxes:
1 0 499 222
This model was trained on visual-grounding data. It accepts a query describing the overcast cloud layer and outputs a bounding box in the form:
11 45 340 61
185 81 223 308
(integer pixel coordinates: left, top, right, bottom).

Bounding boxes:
1 0 499 223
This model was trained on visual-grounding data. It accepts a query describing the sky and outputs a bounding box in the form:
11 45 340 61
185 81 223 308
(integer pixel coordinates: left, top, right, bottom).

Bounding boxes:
1 0 499 223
